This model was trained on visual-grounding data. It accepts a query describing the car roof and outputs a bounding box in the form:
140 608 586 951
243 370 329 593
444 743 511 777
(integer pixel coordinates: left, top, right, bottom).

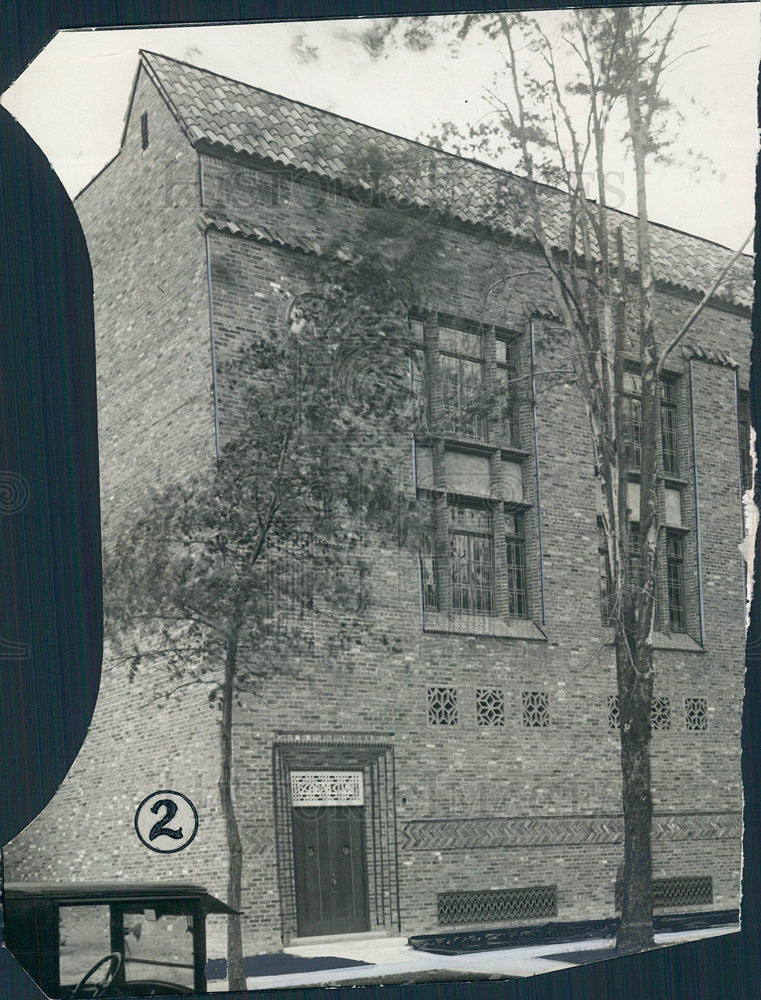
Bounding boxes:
3 881 236 914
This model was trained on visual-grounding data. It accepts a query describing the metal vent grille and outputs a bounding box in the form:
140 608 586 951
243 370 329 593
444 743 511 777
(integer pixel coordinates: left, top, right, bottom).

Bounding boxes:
437 885 557 926
615 875 713 911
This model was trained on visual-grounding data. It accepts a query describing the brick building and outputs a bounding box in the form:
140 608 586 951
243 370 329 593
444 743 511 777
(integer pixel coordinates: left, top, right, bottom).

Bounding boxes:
4 51 753 956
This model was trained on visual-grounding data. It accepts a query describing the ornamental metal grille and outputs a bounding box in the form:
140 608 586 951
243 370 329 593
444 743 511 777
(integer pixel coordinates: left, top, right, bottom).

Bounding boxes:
290 771 364 806
522 691 550 728
607 694 620 730
438 885 557 926
428 686 458 726
476 688 505 727
651 695 671 731
685 697 709 731
615 876 712 912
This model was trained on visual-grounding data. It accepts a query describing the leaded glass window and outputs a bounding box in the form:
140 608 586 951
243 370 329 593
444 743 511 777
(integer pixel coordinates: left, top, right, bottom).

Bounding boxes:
505 512 527 617
420 533 438 611
660 379 679 476
439 325 486 439
450 504 494 614
666 531 686 632
496 336 519 446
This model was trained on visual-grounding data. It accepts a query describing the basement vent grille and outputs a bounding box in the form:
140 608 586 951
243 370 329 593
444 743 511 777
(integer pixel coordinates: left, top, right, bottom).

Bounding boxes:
615 875 713 912
437 885 558 926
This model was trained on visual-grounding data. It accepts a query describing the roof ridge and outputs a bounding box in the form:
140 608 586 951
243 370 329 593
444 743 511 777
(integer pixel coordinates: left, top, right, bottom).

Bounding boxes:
138 50 752 260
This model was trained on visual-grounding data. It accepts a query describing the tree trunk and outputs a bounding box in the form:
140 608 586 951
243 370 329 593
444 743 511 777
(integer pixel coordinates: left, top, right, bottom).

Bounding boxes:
616 7 658 952
219 629 247 991
615 631 655 951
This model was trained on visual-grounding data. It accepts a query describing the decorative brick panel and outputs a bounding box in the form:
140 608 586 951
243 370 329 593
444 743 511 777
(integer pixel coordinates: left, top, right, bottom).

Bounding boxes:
438 885 557 926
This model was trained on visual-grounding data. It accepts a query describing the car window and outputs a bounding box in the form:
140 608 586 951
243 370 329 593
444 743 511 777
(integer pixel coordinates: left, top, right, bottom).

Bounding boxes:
122 908 195 990
59 905 111 987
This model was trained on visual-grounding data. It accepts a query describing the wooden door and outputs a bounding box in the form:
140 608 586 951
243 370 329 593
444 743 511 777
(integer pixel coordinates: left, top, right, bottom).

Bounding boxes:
292 806 369 937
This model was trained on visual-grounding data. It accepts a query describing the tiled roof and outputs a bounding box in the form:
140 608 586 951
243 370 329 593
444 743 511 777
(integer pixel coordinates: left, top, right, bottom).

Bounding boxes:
200 209 353 261
140 51 753 310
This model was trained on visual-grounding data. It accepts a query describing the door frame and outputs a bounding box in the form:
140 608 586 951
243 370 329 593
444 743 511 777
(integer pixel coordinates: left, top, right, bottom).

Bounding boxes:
272 734 400 944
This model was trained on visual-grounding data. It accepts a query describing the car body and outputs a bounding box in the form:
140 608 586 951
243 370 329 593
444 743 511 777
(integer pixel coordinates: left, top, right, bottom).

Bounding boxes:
3 880 235 997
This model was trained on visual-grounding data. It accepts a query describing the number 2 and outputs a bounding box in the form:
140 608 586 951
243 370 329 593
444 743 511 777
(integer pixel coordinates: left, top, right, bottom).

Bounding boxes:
149 798 184 841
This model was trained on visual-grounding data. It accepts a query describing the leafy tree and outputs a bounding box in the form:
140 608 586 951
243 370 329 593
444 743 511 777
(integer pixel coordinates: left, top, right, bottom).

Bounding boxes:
361 8 752 951
104 239 430 988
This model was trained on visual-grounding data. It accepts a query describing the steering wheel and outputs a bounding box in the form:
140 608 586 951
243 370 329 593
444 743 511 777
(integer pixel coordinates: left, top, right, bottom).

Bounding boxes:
72 952 123 998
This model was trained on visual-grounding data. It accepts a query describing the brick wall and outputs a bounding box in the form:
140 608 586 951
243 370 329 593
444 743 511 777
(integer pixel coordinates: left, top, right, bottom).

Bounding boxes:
3 79 749 960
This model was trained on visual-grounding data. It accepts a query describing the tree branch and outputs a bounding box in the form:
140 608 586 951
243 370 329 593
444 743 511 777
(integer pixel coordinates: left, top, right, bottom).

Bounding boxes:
657 226 754 373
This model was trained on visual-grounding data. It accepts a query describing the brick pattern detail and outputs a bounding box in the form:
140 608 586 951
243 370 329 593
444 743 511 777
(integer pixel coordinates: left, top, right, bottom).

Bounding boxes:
522 691 550 728
652 696 672 731
686 697 709 731
476 688 505 727
427 686 458 726
608 695 620 730
401 812 741 850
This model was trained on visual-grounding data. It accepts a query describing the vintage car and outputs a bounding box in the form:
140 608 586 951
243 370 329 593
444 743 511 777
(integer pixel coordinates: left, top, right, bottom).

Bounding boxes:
3 880 235 997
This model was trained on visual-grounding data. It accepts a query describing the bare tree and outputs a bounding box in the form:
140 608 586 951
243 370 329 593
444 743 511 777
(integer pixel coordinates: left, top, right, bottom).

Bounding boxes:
362 7 752 951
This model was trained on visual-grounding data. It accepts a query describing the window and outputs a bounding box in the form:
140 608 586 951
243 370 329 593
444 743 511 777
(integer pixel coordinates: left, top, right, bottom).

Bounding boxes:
420 533 438 611
623 372 643 470
428 686 458 725
623 371 680 474
666 531 686 632
496 336 519 446
140 110 149 150
505 512 527 617
738 389 752 493
439 325 486 439
450 504 494 614
599 530 614 625
660 380 679 475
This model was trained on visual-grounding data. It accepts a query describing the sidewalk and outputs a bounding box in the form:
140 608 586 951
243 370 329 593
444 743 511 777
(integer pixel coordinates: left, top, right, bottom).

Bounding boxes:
206 923 738 991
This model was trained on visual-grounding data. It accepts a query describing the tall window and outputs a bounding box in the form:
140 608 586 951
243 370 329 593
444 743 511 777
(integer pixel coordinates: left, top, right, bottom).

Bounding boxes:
660 379 679 475
599 529 614 625
666 531 686 633
450 504 494 613
738 389 752 493
439 325 486 439
623 372 643 470
496 336 520 446
505 512 527 617
420 533 438 611
623 371 680 474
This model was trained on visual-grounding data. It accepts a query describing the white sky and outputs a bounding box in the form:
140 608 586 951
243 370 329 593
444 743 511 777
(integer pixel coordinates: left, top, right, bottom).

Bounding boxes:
2 4 759 249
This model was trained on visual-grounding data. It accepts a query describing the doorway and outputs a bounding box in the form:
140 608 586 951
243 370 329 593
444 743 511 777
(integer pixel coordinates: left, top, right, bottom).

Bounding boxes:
292 805 369 936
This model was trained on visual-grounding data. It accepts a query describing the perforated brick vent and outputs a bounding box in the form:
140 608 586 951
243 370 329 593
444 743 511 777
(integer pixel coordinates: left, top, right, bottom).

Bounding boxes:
428 686 458 726
685 697 708 730
607 694 620 730
438 885 558 926
476 688 505 726
615 876 713 912
522 691 550 727
651 696 671 730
